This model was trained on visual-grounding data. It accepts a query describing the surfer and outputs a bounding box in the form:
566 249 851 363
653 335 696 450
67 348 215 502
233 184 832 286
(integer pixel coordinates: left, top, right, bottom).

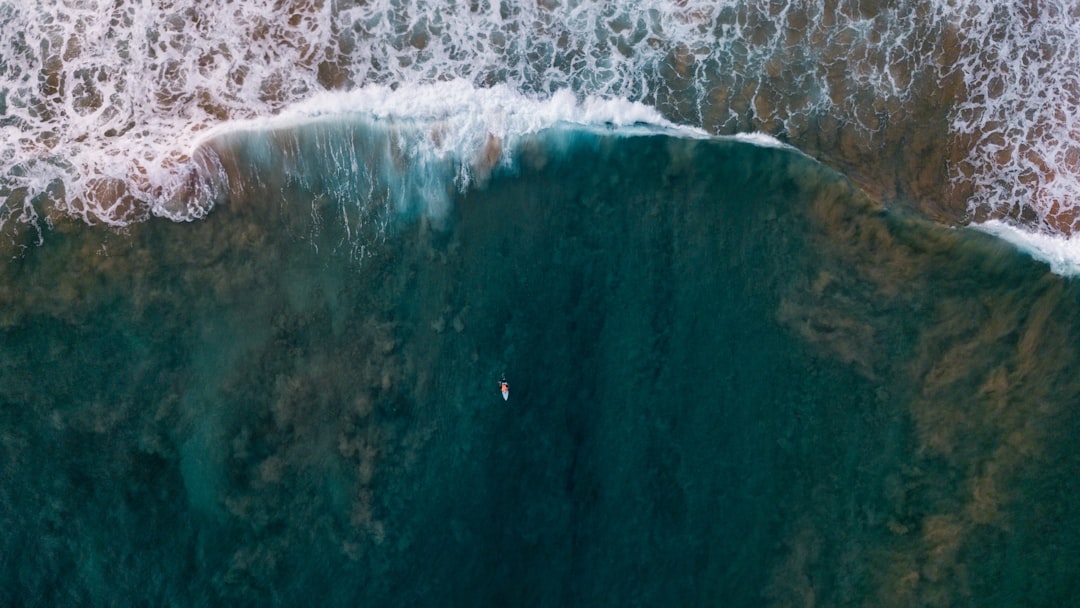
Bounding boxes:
499 377 509 401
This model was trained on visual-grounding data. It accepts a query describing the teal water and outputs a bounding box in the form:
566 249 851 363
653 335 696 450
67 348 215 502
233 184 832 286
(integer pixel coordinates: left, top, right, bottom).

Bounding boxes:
2 127 1080 606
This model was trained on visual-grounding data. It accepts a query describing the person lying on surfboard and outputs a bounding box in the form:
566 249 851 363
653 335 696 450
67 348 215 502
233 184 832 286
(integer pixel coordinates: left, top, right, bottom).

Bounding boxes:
499 378 509 401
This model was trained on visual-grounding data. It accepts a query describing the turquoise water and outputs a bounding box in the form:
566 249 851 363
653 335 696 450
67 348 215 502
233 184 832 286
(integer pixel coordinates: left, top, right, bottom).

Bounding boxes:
2 126 1079 606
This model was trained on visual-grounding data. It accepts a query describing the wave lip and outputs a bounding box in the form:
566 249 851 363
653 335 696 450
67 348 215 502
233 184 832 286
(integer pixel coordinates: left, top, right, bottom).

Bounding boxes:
247 80 708 139
732 132 798 151
972 219 1080 276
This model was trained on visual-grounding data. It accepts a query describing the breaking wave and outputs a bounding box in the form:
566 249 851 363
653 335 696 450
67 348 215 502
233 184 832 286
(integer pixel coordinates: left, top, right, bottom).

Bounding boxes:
174 81 708 226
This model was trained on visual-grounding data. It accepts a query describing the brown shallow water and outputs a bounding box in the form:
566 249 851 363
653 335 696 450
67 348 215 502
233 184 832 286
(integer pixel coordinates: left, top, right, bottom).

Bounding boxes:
1 126 1079 606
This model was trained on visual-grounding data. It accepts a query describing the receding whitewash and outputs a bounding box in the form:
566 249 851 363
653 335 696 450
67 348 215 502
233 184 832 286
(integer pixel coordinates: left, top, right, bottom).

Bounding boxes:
0 0 932 232
1 0 1078 248
945 0 1080 231
972 220 1080 277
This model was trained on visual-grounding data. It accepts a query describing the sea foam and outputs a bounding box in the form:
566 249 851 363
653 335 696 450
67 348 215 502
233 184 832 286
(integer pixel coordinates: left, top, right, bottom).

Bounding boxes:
972 220 1080 277
2 0 1079 274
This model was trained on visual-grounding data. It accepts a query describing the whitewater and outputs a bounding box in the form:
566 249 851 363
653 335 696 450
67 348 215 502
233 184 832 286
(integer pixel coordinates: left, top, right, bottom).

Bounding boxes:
2 0 1079 272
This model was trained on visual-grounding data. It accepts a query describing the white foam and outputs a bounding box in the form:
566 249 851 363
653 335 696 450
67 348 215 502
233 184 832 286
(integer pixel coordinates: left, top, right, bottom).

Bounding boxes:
972 220 1080 276
2 0 1079 255
732 132 796 151
944 0 1080 234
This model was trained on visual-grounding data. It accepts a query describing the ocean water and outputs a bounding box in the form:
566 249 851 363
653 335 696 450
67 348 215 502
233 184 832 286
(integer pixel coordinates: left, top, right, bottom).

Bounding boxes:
3 1 1080 607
